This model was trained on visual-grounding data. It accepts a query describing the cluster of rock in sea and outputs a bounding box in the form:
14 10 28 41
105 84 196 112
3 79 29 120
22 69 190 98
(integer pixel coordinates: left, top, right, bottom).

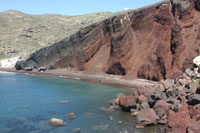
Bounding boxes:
48 100 80 132
108 56 200 133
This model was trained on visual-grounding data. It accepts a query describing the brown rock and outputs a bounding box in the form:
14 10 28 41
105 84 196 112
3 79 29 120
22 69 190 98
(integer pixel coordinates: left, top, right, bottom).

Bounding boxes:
138 95 148 103
136 108 159 126
49 118 66 126
153 100 170 118
119 95 137 111
66 112 76 119
189 104 200 121
162 79 175 90
187 121 200 133
167 104 200 132
166 105 190 133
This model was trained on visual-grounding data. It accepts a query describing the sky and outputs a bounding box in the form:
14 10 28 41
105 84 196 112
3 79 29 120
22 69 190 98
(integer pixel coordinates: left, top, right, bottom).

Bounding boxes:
0 0 162 16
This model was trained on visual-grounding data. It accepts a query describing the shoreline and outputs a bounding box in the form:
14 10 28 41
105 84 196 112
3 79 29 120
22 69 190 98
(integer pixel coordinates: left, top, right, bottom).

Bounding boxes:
0 68 158 90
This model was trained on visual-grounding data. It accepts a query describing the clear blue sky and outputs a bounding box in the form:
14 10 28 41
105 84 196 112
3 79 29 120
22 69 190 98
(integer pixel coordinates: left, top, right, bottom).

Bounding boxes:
0 0 162 15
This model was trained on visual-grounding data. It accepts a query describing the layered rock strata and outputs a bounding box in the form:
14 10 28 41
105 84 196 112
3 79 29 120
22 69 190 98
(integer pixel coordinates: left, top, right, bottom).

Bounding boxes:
16 0 200 80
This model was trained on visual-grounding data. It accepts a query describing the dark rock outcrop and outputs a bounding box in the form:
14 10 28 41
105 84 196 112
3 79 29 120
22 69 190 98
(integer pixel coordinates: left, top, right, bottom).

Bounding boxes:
15 0 200 80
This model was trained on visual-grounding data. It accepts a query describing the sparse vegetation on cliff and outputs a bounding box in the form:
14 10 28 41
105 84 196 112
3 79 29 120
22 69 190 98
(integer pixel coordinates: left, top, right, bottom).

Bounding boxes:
0 10 113 59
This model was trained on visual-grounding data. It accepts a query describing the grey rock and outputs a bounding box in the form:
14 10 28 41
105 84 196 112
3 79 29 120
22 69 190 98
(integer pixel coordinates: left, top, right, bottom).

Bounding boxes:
140 100 150 109
183 87 190 94
185 68 194 77
158 114 167 125
196 87 200 94
166 89 179 98
161 79 175 90
153 100 170 118
188 94 200 105
131 108 139 116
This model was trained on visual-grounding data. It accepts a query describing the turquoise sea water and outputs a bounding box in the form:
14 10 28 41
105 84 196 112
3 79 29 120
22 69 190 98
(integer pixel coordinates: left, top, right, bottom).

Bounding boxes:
0 72 161 133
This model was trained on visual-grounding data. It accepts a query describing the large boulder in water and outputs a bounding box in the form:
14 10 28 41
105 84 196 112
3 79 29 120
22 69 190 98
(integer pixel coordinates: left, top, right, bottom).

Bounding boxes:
119 95 138 111
49 118 66 126
136 108 159 126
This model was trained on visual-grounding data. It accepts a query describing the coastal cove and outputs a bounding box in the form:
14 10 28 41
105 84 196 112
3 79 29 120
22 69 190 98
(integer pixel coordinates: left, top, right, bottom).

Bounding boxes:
0 72 162 133
0 68 157 89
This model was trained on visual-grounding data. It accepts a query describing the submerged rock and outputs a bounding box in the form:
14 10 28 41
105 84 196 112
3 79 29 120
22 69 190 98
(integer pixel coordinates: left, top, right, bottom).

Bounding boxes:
131 109 139 117
72 128 81 133
108 97 119 106
49 118 66 126
108 116 113 120
119 130 128 133
66 112 76 119
83 112 93 116
118 121 122 124
100 106 114 112
59 100 69 103
92 124 109 130
135 124 145 129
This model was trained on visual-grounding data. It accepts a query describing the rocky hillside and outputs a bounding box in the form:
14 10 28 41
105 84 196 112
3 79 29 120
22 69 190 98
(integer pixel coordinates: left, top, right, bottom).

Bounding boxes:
0 10 113 59
16 0 200 81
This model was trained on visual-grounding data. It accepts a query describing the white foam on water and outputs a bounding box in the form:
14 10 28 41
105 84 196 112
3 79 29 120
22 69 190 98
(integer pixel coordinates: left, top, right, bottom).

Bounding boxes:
0 71 15 74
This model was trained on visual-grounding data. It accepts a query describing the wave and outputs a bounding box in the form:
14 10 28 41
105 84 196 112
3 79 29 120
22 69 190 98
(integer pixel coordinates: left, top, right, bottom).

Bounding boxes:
0 71 15 74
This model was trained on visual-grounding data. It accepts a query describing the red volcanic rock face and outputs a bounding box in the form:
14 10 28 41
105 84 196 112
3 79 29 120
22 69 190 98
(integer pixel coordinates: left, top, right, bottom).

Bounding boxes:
166 104 200 133
167 105 191 133
15 0 200 81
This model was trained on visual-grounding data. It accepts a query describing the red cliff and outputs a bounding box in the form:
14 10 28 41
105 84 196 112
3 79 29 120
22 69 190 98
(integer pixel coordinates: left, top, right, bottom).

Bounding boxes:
16 0 200 81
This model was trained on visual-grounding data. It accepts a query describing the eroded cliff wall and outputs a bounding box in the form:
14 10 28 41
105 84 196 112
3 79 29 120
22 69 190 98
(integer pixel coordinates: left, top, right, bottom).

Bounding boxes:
16 0 200 81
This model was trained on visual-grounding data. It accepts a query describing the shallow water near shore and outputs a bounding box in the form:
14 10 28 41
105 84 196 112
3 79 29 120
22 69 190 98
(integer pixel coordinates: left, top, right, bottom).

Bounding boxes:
0 72 162 133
